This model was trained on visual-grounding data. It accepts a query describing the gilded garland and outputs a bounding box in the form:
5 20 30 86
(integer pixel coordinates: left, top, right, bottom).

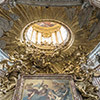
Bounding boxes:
0 4 100 100
0 43 99 100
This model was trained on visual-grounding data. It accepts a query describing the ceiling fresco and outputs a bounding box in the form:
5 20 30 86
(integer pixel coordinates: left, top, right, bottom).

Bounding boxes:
0 0 100 100
36 22 56 27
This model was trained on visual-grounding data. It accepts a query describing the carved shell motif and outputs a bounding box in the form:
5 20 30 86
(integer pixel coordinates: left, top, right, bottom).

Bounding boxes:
89 0 100 8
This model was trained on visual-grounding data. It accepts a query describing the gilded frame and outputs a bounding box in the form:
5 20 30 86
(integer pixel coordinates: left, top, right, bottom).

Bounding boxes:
12 74 82 100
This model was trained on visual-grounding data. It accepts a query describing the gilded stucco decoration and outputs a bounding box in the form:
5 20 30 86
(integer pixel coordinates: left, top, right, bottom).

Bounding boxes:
0 2 100 100
89 0 100 8
20 19 74 54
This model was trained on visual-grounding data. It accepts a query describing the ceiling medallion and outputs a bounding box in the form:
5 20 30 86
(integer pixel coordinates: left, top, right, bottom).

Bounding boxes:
21 19 74 54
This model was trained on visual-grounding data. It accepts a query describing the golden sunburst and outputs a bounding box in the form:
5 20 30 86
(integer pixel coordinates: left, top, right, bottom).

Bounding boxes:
0 5 99 55
0 4 100 100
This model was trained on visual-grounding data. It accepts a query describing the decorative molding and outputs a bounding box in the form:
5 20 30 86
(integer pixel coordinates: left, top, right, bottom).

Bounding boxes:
82 42 100 69
1 0 82 6
0 49 9 61
0 69 6 77
89 0 100 8
16 0 82 6
0 3 100 100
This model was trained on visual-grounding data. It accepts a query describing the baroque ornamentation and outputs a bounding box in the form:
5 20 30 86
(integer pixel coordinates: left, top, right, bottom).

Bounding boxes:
20 19 74 54
89 0 100 8
0 44 99 100
0 3 100 100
